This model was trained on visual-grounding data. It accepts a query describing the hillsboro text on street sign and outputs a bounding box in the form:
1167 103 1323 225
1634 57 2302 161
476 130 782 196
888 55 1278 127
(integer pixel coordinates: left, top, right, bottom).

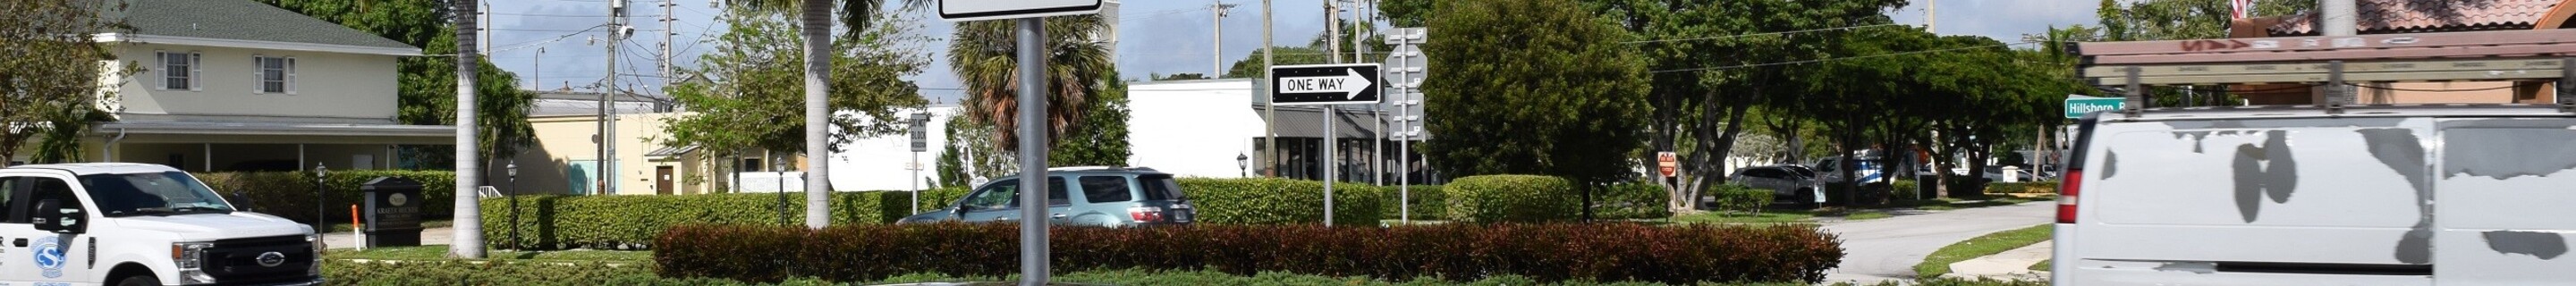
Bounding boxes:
941 0 1102 21
1270 63 1382 105
2065 95 2126 119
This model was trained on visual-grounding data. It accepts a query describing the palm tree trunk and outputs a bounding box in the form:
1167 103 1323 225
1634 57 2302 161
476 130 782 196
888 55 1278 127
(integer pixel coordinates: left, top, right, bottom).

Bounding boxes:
801 0 832 229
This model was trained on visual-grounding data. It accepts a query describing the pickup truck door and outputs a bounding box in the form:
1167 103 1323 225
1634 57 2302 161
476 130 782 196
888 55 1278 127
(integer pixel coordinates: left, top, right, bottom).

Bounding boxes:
1 174 93 284
2433 118 2576 284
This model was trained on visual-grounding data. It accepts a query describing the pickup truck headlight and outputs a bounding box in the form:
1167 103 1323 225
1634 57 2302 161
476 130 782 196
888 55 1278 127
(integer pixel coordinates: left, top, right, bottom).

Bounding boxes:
308 233 321 277
173 241 215 284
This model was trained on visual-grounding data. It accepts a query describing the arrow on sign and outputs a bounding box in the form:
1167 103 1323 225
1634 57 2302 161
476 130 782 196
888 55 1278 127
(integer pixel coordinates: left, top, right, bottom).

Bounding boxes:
1281 69 1377 99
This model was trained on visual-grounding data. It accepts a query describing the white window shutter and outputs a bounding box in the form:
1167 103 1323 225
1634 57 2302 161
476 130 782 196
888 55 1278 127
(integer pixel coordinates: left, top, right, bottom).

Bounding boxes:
188 53 202 91
251 56 264 94
152 52 166 90
285 57 297 95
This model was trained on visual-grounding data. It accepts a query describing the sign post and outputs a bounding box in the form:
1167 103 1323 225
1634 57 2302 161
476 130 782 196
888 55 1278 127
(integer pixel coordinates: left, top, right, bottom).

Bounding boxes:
910 113 930 214
2066 95 2126 119
1271 63 1381 226
940 2 1099 285
1657 152 1678 178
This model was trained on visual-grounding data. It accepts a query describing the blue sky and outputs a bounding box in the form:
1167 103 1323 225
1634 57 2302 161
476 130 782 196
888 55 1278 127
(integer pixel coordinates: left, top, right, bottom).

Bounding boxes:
482 0 2101 105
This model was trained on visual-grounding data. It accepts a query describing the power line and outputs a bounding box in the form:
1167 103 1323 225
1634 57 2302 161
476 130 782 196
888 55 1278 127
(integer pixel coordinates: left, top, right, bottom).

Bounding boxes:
1648 42 2036 73
1623 24 1902 44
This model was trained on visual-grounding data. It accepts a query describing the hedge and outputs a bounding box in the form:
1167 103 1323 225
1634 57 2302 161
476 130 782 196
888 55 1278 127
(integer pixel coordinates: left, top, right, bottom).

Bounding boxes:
193 171 456 226
1443 175 1577 223
1177 178 1386 225
1595 182 1672 220
1708 184 1774 214
1379 185 1445 221
478 189 955 250
657 223 1844 284
1984 181 2060 195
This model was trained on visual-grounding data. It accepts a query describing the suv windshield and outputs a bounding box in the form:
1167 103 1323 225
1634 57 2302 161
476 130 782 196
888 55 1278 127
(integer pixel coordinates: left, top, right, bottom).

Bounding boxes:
80 172 233 217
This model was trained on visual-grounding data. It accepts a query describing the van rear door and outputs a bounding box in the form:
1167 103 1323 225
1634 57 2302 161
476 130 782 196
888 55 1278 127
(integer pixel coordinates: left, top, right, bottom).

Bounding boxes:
2431 118 2576 284
2071 118 2434 283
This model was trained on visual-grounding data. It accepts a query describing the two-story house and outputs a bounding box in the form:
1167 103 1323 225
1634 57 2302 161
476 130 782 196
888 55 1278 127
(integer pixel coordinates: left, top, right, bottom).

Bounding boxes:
79 0 449 172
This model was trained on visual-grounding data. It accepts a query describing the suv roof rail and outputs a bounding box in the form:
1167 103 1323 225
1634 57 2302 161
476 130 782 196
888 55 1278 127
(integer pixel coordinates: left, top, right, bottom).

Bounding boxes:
1046 165 1157 172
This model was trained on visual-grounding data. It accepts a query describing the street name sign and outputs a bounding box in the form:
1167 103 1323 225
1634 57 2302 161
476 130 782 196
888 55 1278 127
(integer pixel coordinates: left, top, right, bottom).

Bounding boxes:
941 0 1102 21
1270 63 1382 105
2065 96 2125 119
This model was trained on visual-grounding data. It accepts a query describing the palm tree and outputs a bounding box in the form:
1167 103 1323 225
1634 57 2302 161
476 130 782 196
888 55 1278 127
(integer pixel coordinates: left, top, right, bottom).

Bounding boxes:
948 15 1113 150
721 0 921 228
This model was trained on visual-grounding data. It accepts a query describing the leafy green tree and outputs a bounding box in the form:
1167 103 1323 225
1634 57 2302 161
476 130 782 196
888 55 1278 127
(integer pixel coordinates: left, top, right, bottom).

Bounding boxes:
1053 72 1131 166
947 15 1114 151
2 0 134 164
254 0 537 171
659 10 929 171
1421 0 1650 221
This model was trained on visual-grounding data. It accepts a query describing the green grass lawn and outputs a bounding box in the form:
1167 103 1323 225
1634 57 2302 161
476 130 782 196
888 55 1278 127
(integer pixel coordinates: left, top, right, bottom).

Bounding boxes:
1671 209 1817 224
1914 223 2055 276
1843 211 1894 220
2029 259 2052 272
326 245 650 263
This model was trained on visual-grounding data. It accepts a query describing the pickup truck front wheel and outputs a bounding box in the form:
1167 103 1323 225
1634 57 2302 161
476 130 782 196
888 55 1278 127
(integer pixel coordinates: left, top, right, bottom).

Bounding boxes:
114 273 158 286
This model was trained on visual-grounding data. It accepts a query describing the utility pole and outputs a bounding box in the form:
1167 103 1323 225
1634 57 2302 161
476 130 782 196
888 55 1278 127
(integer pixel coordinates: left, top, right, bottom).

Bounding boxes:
1211 2 1235 76
601 0 628 195
660 0 676 85
1261 0 1275 177
1357 0 1379 186
481 3 492 55
1926 0 1936 34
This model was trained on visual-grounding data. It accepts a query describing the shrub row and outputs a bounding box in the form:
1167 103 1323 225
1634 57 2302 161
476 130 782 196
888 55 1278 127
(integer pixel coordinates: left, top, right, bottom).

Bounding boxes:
1596 181 1673 220
1984 181 2060 195
478 189 960 250
656 223 1843 284
1178 178 1387 225
1379 185 1446 221
1707 184 1775 214
1444 175 1578 223
194 171 456 225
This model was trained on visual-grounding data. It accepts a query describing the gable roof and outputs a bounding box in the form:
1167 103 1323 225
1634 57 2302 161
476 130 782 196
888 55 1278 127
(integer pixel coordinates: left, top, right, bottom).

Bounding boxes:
103 0 419 55
2268 0 2562 36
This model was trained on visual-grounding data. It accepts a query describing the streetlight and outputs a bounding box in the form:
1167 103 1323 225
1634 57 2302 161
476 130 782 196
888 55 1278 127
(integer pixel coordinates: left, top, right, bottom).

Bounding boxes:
312 163 326 248
506 161 519 250
1236 154 1250 178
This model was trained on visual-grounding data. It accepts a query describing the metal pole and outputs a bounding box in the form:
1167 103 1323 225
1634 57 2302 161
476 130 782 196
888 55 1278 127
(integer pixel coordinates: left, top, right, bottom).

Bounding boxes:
1014 17 1054 286
1324 105 1336 227
911 151 920 214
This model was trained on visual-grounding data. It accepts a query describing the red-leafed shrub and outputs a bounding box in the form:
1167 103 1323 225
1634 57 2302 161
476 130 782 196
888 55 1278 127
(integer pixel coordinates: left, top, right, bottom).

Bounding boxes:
655 223 1843 284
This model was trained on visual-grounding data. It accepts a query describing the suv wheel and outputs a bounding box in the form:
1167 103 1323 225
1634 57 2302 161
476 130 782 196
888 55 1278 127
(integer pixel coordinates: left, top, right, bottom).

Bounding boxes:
115 273 158 286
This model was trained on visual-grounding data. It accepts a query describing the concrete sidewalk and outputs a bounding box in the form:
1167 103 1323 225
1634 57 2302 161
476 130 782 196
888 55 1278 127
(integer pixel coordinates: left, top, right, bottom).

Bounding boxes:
321 227 453 249
1943 240 2052 280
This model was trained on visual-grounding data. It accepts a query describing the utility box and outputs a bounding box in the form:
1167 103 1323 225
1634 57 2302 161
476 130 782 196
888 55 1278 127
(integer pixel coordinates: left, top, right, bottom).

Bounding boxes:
360 177 424 248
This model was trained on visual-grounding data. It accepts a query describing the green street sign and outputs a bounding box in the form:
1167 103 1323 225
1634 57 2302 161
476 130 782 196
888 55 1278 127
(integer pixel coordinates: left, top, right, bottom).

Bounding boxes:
2065 97 2125 119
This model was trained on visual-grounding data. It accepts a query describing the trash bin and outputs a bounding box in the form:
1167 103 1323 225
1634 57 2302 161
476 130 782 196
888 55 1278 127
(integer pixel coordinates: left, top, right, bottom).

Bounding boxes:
360 177 424 248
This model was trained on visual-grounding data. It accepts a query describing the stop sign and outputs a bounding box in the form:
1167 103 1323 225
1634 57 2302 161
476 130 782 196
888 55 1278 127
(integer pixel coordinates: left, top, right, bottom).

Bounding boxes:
1656 152 1678 177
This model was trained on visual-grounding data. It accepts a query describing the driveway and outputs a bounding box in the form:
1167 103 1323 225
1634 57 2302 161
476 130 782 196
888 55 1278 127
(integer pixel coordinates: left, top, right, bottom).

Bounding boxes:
1819 202 2053 284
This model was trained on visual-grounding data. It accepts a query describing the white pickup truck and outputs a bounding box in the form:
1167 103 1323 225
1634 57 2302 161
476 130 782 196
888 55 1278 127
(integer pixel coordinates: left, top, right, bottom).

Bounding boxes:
0 163 320 286
2055 105 2576 285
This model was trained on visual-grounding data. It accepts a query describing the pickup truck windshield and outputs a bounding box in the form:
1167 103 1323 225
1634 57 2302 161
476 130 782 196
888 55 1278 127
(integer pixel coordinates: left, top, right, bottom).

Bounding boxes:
80 172 233 217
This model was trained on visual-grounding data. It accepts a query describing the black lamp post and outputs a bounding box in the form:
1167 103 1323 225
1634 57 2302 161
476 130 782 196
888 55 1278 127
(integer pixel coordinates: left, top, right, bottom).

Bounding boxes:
506 161 519 249
1237 154 1250 177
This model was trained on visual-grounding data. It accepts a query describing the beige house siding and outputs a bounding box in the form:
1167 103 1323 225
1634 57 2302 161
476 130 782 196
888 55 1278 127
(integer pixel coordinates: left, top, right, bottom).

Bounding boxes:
109 43 400 122
519 113 708 196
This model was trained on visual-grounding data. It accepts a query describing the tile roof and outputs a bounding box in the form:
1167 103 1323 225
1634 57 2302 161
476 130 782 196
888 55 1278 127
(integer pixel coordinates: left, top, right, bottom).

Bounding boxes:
114 0 415 50
2270 0 2563 35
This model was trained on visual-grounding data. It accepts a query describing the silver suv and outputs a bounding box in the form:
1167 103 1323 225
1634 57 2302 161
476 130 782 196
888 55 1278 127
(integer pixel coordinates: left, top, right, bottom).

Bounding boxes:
1724 165 1826 206
898 166 1196 227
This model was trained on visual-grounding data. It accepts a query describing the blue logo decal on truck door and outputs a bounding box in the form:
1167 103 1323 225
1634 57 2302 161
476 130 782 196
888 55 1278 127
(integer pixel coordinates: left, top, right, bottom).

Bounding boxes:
33 236 64 278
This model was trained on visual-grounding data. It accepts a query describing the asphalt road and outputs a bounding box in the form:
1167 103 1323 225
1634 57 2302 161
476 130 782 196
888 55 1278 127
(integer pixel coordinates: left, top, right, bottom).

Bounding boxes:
1819 202 2054 284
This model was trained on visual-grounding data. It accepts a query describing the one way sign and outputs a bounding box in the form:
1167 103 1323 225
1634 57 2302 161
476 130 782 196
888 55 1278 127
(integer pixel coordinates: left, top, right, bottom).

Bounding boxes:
1269 63 1381 105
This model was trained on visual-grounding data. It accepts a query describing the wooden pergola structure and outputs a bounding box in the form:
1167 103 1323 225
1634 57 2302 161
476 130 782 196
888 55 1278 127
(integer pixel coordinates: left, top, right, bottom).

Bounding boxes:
2072 29 2576 115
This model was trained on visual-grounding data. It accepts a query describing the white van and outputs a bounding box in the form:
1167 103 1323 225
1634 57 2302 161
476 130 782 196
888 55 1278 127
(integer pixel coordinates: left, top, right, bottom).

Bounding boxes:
0 164 320 286
2054 105 2576 285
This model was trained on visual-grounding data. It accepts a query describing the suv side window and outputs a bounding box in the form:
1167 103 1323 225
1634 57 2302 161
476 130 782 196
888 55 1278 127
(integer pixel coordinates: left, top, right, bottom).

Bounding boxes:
960 180 1018 211
1139 174 1184 201
1024 177 1068 207
0 177 16 223
1079 176 1133 203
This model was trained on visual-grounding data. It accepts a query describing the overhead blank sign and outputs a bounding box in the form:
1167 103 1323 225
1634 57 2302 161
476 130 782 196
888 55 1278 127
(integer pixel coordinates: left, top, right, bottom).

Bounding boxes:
941 0 1103 21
